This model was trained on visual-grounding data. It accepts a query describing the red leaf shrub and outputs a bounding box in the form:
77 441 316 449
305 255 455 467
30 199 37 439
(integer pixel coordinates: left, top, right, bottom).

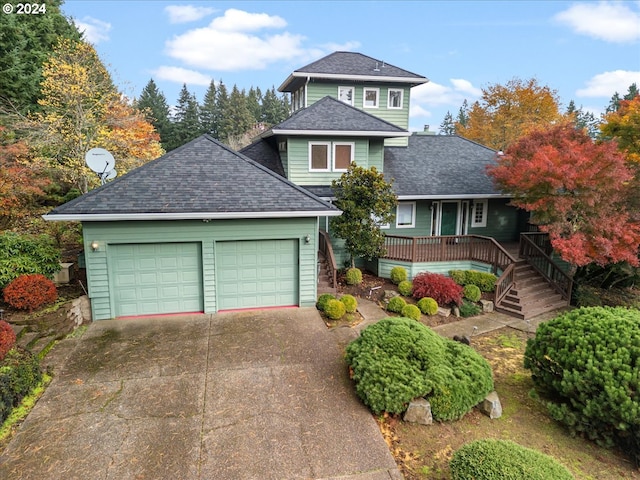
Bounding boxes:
412 272 463 307
0 320 16 361
3 274 57 312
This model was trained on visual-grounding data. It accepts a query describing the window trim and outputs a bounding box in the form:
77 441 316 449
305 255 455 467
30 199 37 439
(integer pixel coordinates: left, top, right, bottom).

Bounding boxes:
338 86 354 106
332 142 355 172
308 141 331 172
388 88 404 109
372 213 390 230
471 199 488 228
396 201 416 229
363 87 380 109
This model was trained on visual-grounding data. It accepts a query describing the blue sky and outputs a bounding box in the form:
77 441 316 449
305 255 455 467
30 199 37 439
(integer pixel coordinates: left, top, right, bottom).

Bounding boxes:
61 0 640 132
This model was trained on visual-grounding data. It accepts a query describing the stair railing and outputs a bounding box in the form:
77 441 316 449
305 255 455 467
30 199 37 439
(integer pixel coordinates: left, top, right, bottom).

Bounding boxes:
519 233 573 301
318 229 337 290
494 263 516 308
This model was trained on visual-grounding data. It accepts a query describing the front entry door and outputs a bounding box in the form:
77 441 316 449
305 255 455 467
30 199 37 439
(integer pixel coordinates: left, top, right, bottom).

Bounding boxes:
440 202 459 235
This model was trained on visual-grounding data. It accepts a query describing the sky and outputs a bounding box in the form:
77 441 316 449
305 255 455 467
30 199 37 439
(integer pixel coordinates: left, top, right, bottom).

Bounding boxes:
60 0 640 132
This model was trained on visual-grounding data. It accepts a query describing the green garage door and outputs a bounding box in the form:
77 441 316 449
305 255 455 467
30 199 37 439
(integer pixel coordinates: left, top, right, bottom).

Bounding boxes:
217 239 298 310
112 243 203 317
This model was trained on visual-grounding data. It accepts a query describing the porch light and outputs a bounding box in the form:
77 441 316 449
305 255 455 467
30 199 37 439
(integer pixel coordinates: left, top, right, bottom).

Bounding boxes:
91 240 99 251
305 234 311 244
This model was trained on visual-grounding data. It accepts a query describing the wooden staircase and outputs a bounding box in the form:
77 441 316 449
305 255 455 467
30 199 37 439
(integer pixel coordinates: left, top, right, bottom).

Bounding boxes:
317 252 336 294
495 260 569 320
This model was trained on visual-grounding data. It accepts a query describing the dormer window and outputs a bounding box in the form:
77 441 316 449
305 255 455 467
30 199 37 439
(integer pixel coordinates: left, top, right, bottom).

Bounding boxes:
388 89 403 109
338 86 354 106
363 88 379 108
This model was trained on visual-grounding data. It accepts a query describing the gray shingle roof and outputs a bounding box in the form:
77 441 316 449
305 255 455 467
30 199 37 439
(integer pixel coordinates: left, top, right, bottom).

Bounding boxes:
239 137 285 177
384 135 503 197
267 96 407 136
280 52 428 92
46 135 339 219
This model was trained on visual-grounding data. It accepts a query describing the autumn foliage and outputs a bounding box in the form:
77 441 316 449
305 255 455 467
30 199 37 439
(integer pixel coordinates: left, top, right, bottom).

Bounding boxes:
412 272 464 306
488 124 640 267
3 274 57 312
601 94 640 164
0 320 17 361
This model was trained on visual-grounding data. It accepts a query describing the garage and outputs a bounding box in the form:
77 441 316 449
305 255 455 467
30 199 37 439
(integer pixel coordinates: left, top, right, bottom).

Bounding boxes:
217 239 298 310
111 243 204 317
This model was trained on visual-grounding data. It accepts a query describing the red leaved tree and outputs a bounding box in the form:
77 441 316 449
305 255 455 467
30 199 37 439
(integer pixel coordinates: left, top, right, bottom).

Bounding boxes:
488 124 640 267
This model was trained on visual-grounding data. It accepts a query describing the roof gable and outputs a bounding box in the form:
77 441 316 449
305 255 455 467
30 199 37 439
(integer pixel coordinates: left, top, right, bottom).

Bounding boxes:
45 135 339 220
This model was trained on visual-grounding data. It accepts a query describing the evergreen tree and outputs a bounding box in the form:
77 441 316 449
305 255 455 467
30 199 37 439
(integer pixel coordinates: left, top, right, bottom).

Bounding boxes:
215 81 230 141
135 79 173 149
262 86 290 126
168 84 200 150
246 87 263 125
220 84 253 143
456 99 469 129
439 111 455 135
200 80 218 138
606 83 639 113
566 100 600 140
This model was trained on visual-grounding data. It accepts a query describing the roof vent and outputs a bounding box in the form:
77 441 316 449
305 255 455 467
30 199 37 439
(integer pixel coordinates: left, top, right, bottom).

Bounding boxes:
374 62 380 72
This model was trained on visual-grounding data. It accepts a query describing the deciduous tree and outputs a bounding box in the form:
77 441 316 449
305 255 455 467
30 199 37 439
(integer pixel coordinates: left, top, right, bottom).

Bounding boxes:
488 124 640 267
600 94 640 164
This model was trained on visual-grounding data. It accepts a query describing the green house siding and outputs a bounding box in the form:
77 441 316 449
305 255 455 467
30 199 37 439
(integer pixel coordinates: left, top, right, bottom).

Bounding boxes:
377 259 495 279
82 218 318 320
468 198 520 242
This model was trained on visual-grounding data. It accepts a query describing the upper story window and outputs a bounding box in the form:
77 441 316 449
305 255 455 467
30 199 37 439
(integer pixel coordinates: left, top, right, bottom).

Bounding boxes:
333 142 354 171
309 142 331 171
396 202 416 228
471 200 488 227
388 89 403 109
338 86 354 106
363 88 379 108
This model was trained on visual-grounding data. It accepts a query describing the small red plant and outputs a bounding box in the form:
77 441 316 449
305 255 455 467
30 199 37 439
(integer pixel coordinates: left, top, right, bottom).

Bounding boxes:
3 274 57 312
412 272 463 307
0 320 16 361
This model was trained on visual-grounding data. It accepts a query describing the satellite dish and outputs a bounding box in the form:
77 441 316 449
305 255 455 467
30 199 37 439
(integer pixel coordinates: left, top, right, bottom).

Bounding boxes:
85 148 115 175
103 169 117 181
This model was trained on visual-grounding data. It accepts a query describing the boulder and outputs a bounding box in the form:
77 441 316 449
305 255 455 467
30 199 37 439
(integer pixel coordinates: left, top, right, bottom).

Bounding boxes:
403 398 432 425
478 391 502 419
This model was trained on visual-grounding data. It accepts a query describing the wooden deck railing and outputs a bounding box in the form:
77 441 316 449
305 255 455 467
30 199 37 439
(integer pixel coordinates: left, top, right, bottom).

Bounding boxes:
383 235 516 274
519 233 573 301
318 229 337 290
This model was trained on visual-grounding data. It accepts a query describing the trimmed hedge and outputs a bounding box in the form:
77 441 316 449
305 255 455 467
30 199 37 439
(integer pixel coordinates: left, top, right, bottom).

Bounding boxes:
387 296 406 313
450 439 574 480
449 269 497 292
524 306 640 465
417 297 438 316
0 348 42 424
463 284 481 302
3 274 57 312
345 317 494 418
340 294 358 313
390 266 408 285
412 272 463 307
398 280 413 297
345 267 363 285
324 299 346 320
401 304 421 321
316 293 336 311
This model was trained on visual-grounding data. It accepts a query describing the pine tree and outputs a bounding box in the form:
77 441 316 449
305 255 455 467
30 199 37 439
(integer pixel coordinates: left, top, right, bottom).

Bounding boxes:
262 86 290 126
168 84 201 150
456 99 470 129
439 111 455 135
200 80 218 138
220 84 253 143
246 87 263 125
215 81 230 141
136 79 173 149
566 100 600 140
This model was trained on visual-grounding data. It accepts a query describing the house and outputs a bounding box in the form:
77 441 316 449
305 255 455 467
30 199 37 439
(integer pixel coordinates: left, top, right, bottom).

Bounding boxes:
45 51 570 320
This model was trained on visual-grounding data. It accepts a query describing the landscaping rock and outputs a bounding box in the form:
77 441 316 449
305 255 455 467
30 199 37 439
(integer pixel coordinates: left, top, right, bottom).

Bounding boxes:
480 299 494 313
67 295 92 328
384 290 400 302
437 307 451 317
453 306 460 317
478 391 502 419
403 398 432 425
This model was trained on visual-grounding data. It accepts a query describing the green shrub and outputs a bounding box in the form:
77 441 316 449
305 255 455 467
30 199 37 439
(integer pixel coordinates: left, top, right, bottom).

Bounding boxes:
316 293 336 311
448 269 497 292
401 304 421 321
0 232 61 289
324 299 346 320
0 348 42 425
390 266 408 285
398 280 413 297
459 300 482 318
524 306 640 465
463 284 481 302
340 294 358 314
386 296 406 313
449 270 467 285
450 439 574 480
417 297 438 315
345 317 494 418
345 267 363 285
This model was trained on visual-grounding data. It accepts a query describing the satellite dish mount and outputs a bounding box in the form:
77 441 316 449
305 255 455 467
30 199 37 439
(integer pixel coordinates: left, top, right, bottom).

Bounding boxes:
85 148 117 185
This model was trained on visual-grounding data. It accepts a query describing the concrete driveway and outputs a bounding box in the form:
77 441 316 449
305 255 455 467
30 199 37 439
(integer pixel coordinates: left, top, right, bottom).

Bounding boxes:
0 308 400 480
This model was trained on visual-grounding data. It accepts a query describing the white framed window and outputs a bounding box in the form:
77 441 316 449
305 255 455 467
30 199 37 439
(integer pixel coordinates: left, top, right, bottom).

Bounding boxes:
363 88 379 108
309 142 331 171
333 142 354 171
371 213 390 230
396 202 416 228
338 86 354 105
388 89 403 109
471 199 488 228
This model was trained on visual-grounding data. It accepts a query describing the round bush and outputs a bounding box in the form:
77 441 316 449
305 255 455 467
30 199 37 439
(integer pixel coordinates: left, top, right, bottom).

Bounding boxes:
450 439 574 480
398 280 413 297
463 284 481 302
340 294 358 313
401 304 421 321
459 300 481 318
412 272 463 306
417 297 438 315
386 296 406 313
0 320 17 361
324 299 346 320
316 293 336 311
524 306 640 463
345 267 363 285
345 317 493 418
3 274 57 312
390 266 408 285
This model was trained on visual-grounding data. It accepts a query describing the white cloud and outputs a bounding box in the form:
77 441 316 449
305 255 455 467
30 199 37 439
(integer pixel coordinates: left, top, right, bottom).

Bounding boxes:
73 16 111 44
554 1 640 43
576 70 640 97
164 5 216 24
410 78 482 114
165 9 312 71
152 66 213 86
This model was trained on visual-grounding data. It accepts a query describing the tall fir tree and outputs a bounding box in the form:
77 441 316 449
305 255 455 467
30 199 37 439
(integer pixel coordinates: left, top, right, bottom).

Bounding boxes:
439 111 455 135
219 84 253 143
565 100 600 140
456 99 469 129
606 83 639 113
262 86 290 126
135 79 173 149
168 84 201 151
200 80 218 138
215 81 230 142
246 87 263 125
